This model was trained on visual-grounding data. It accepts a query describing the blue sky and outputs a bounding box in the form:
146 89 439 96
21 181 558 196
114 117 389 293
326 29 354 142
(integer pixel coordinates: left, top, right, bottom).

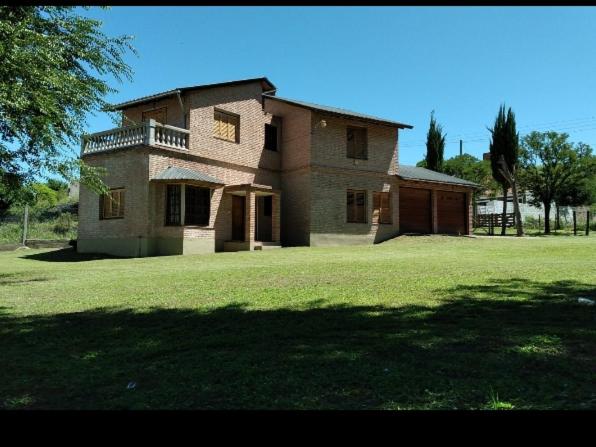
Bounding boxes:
84 6 596 165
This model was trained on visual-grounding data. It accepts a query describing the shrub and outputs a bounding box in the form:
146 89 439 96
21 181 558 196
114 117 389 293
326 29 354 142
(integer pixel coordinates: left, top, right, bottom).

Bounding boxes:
54 213 74 235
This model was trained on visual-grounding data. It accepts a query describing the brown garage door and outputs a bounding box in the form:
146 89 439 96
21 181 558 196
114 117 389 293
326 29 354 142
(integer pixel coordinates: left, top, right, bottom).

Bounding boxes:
437 191 466 234
399 187 432 233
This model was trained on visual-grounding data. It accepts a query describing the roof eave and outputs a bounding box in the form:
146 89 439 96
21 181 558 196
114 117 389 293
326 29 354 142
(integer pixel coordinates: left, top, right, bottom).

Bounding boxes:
396 174 480 189
108 90 181 112
109 77 276 112
263 94 413 129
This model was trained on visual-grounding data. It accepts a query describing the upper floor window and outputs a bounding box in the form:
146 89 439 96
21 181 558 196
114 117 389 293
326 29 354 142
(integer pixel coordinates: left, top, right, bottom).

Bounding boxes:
142 107 167 124
100 188 125 219
264 123 278 151
347 126 367 160
347 190 367 223
214 109 240 143
373 192 392 224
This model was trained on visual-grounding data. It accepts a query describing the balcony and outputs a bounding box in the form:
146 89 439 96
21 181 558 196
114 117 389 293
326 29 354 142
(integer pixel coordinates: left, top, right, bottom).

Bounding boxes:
81 119 190 155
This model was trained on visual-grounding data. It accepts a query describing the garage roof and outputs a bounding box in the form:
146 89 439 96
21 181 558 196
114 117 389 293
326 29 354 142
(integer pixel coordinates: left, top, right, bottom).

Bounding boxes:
397 165 480 188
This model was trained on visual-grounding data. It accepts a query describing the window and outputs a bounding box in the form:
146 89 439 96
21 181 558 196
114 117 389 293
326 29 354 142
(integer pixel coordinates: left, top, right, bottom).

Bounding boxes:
214 109 239 143
142 107 167 124
185 185 211 226
264 124 278 151
100 188 125 219
165 184 181 226
347 190 367 223
373 192 392 224
347 126 367 159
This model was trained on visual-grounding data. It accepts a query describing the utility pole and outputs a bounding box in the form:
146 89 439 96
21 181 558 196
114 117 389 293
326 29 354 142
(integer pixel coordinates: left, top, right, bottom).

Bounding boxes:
459 139 463 156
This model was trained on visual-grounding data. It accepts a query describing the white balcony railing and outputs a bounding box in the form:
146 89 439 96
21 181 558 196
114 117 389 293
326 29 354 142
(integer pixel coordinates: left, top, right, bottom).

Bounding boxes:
81 119 190 154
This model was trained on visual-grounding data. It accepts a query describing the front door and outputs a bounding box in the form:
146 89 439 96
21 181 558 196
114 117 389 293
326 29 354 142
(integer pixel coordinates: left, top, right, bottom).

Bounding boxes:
232 195 245 241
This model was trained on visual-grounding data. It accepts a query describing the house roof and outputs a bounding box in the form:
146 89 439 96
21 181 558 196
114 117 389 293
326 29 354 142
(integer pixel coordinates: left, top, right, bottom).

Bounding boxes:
152 166 224 185
262 94 413 129
397 165 480 188
109 77 276 111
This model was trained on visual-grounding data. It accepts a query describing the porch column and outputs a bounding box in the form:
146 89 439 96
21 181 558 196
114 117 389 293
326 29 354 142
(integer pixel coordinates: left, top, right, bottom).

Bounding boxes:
431 189 438 234
272 192 281 243
245 190 257 250
466 191 473 235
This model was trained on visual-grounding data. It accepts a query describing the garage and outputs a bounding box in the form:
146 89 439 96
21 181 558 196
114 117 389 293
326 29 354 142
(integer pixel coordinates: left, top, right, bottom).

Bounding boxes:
437 191 467 234
399 187 432 233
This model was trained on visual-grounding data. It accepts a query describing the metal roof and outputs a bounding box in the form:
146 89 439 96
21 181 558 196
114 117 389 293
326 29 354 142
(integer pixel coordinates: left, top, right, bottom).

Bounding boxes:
110 77 276 111
263 94 413 129
153 166 224 185
397 165 480 188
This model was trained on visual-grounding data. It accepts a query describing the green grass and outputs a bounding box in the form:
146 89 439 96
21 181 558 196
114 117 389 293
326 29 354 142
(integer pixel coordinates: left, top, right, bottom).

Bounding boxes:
1 235 595 409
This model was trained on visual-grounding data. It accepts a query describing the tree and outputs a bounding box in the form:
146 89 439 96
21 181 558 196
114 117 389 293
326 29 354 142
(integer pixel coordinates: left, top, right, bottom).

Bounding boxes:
0 6 135 195
552 155 596 229
425 111 446 172
520 132 593 234
488 105 523 236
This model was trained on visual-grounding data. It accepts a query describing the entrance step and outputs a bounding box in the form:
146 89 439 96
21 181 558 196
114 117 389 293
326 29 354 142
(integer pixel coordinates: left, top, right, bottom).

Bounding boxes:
254 242 281 250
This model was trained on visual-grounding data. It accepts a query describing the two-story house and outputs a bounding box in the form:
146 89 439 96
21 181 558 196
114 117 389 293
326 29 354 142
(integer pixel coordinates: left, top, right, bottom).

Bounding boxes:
78 77 478 257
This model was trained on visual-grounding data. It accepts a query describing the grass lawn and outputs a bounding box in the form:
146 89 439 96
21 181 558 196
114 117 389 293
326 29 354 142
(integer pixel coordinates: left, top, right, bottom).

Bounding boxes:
1 235 595 410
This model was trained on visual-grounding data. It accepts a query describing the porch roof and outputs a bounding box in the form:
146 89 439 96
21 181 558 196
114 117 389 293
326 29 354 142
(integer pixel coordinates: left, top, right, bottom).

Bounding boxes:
224 183 281 196
152 166 224 186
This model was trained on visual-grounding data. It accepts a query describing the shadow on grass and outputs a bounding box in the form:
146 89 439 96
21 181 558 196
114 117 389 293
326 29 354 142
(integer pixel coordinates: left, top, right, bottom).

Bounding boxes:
21 247 124 262
1 279 595 410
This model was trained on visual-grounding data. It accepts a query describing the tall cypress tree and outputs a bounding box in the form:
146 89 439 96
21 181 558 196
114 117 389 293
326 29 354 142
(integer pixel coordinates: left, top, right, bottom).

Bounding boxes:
488 104 523 236
425 111 446 172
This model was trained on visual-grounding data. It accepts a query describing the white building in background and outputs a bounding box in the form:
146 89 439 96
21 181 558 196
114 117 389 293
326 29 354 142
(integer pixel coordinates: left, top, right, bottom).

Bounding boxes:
475 190 574 223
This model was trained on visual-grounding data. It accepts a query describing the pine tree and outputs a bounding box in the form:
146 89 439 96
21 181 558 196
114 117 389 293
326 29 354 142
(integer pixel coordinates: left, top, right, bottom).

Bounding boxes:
425 111 446 172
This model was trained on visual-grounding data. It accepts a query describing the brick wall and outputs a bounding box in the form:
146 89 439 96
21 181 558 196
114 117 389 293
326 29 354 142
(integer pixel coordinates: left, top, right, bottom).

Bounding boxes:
78 150 150 240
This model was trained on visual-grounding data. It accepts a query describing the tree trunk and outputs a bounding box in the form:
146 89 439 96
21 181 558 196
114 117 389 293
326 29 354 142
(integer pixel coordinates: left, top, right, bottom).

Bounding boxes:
501 185 508 236
555 204 560 231
544 202 551 234
510 179 524 237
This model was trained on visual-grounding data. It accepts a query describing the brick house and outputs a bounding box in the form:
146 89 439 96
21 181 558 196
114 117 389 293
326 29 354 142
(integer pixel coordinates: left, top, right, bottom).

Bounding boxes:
78 77 478 257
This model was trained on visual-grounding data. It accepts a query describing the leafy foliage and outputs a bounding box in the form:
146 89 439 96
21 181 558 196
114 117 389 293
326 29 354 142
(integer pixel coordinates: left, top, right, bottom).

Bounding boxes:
443 154 497 192
425 111 446 172
0 6 135 192
520 131 594 233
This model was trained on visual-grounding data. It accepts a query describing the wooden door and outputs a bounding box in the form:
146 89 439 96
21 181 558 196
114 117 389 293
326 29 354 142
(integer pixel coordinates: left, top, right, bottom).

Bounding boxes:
232 195 245 241
399 187 432 233
437 191 466 234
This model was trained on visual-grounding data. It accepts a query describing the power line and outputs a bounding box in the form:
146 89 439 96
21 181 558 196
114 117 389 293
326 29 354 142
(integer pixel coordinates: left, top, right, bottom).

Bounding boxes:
400 117 596 149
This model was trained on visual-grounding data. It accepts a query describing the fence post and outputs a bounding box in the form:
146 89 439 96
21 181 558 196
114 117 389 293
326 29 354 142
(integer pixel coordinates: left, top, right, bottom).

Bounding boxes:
573 210 577 236
587 211 591 236
22 204 29 246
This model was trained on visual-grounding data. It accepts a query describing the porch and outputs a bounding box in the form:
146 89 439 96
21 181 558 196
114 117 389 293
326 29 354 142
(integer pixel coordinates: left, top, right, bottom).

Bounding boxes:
223 184 281 252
